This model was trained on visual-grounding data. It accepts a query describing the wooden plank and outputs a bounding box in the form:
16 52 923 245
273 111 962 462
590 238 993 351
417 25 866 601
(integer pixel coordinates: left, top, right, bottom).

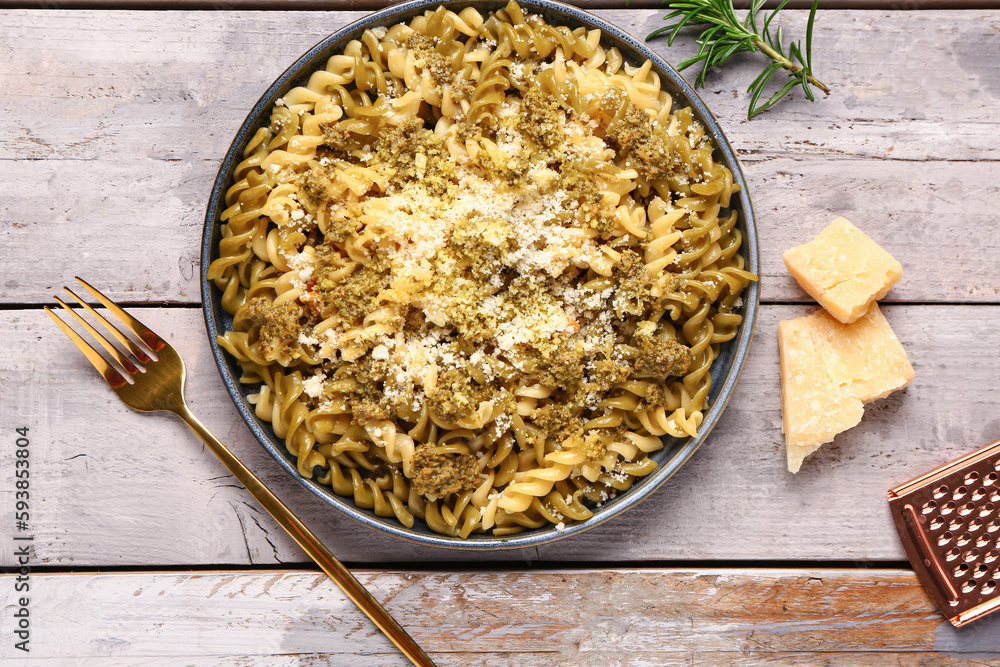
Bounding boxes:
2 11 1000 304
5 656 990 667
3 0 997 8
8 156 992 306
1 568 996 664
0 656 989 667
2 302 994 567
4 1 998 10
3 9 996 163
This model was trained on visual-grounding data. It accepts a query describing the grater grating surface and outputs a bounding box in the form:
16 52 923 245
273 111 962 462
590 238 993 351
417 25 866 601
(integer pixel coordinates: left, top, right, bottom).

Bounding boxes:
889 438 1000 627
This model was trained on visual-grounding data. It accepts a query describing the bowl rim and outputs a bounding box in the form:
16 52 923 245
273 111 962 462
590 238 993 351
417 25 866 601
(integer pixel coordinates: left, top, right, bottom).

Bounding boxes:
201 0 760 550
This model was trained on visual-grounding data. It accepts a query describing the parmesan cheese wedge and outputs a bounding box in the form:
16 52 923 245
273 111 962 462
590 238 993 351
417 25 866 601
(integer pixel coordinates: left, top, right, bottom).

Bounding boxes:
783 217 902 324
779 303 914 473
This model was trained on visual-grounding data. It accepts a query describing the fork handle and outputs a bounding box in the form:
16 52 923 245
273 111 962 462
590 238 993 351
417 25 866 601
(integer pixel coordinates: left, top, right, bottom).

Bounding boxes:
175 405 437 667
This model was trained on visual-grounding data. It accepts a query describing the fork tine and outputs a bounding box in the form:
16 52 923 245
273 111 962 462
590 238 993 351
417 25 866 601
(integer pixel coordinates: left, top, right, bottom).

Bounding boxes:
74 276 167 354
53 295 142 375
63 287 153 364
45 306 130 390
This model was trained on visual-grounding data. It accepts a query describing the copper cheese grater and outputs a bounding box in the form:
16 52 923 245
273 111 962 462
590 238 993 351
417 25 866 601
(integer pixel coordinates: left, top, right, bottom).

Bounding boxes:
889 438 1000 627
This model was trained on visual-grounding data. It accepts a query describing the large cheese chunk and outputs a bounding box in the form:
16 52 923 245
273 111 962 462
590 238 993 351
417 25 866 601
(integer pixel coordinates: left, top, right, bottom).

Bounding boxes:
779 303 914 473
783 217 902 324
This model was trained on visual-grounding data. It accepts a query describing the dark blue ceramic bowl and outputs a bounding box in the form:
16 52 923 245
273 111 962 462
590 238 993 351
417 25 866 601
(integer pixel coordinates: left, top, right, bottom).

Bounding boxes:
201 0 760 549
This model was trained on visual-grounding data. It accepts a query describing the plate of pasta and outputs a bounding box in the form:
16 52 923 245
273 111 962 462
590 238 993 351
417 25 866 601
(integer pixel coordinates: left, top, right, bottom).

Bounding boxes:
202 0 759 547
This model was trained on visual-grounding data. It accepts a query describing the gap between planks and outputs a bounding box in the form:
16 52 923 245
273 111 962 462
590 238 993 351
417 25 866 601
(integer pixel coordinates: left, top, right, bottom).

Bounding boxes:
11 300 1000 310
17 558 917 574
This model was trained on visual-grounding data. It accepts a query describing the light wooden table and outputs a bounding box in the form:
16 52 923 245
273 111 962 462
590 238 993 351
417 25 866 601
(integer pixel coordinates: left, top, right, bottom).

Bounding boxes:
3 4 1000 665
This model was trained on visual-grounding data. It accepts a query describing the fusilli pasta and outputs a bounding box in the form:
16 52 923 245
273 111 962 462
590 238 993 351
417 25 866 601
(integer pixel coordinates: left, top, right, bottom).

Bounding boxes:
208 1 757 538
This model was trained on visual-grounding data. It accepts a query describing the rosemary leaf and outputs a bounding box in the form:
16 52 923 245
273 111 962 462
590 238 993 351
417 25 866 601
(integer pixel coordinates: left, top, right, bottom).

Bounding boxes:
647 0 831 119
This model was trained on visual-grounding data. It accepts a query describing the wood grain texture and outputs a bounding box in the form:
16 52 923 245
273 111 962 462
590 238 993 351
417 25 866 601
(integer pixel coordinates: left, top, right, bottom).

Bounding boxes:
4 1 997 10
4 7 999 662
4 301 998 567
2 11 1000 304
1 568 997 665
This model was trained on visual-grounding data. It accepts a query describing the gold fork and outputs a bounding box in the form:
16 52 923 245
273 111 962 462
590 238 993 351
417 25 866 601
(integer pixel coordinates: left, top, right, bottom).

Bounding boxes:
46 277 437 667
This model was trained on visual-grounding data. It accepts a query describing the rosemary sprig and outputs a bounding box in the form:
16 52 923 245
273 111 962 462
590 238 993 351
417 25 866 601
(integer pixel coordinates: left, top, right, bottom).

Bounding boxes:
647 0 830 118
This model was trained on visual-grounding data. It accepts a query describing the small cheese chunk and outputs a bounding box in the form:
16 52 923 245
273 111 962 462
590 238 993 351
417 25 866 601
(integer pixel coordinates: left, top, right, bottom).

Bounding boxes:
783 217 902 324
779 303 914 473
779 316 864 473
